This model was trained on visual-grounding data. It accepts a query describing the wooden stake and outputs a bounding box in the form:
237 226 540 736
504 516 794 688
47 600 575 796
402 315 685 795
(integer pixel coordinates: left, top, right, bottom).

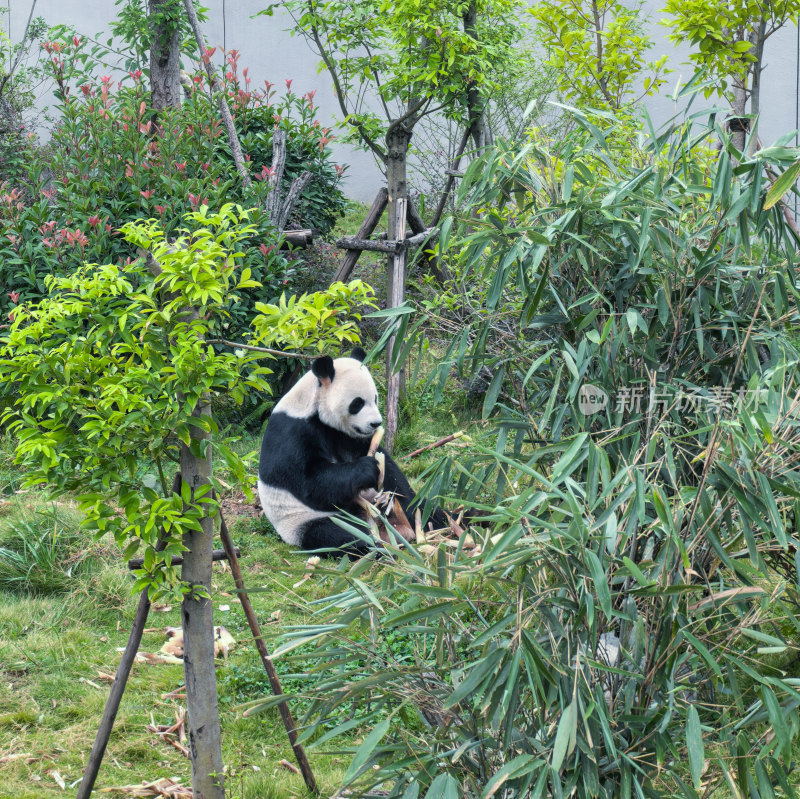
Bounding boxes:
336 236 400 254
127 547 238 570
385 196 407 452
76 587 152 798
332 188 388 283
217 509 319 795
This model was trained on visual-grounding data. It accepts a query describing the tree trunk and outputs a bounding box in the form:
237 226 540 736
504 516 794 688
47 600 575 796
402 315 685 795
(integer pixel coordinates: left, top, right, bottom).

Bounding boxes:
384 125 412 451
180 397 225 799
149 0 182 110
461 0 491 151
746 20 767 157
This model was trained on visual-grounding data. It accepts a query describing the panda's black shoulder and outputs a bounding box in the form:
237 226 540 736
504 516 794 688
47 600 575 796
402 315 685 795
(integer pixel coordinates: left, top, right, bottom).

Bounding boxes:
259 410 368 483
259 411 317 482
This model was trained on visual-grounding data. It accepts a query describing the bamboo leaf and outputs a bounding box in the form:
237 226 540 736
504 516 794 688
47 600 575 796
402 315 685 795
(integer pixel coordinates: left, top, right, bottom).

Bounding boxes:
762 687 791 762
424 774 460 799
342 718 390 786
482 366 505 419
551 698 578 772
686 705 704 789
585 549 611 619
481 754 538 798
764 159 800 209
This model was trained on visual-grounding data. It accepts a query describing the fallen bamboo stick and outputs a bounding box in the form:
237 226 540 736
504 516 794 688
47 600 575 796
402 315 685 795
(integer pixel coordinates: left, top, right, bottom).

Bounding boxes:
401 431 464 460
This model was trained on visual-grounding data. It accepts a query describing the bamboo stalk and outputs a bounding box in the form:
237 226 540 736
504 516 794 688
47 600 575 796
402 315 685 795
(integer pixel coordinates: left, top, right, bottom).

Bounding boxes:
401 431 464 460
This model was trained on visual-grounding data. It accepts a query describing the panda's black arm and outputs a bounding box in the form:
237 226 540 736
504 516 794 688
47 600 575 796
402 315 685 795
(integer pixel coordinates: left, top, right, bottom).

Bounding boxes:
302 456 380 511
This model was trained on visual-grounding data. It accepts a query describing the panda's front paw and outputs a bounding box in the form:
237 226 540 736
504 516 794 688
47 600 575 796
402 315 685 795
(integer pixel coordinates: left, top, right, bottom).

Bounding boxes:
352 456 380 493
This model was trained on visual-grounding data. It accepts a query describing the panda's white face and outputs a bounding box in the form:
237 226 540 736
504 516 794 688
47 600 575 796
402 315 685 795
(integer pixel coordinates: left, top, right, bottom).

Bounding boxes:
318 357 382 439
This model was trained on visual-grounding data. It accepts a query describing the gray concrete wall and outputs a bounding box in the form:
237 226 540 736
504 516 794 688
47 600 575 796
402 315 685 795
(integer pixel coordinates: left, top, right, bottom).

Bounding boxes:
5 0 800 202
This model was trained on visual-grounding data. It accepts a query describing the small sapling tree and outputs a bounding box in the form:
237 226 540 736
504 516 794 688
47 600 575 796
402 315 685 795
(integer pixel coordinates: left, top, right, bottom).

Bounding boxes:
664 0 800 152
0 203 375 795
530 0 668 112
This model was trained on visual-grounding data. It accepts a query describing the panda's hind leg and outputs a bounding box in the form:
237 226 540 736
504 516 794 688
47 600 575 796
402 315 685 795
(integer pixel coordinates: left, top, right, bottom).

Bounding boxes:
299 517 375 559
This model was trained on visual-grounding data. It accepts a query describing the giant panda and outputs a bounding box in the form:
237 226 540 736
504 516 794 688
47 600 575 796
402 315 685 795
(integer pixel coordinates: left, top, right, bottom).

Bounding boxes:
258 347 445 556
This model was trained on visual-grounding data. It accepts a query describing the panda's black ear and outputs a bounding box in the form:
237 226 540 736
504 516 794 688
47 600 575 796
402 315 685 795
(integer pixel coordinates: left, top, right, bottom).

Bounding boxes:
311 355 335 387
350 347 367 362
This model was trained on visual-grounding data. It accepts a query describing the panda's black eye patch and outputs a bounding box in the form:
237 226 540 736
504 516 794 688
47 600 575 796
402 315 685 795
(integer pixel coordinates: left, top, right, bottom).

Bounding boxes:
348 397 365 415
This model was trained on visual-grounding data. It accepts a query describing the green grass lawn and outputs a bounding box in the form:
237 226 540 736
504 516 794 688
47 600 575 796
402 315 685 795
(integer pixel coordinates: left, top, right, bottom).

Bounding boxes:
0 499 353 798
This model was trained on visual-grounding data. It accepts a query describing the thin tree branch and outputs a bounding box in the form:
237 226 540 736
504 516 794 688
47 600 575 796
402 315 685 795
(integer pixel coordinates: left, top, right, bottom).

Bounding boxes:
305 0 387 162
276 171 313 230
182 0 251 190
387 95 434 133
363 41 392 120
205 339 313 359
430 123 473 228
0 0 38 96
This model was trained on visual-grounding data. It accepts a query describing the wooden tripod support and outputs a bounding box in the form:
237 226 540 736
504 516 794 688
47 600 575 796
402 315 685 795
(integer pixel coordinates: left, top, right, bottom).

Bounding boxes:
75 495 318 798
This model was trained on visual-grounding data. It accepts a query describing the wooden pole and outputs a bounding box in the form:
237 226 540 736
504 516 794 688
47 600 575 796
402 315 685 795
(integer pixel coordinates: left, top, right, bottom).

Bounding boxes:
385 196 407 452
332 188 388 284
127 547 238 570
217 509 319 795
77 472 182 799
336 236 400 254
76 588 153 798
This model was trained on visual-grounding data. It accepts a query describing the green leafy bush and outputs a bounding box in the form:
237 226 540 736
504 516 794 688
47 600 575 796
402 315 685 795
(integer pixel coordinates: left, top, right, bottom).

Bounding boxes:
0 205 374 599
0 35 346 332
267 381 800 797
429 95 799 448
252 96 800 797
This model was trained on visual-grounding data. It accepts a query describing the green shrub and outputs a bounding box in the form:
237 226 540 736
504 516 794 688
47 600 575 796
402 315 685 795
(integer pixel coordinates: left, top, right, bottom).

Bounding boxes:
254 95 800 798
0 35 346 336
262 377 800 796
